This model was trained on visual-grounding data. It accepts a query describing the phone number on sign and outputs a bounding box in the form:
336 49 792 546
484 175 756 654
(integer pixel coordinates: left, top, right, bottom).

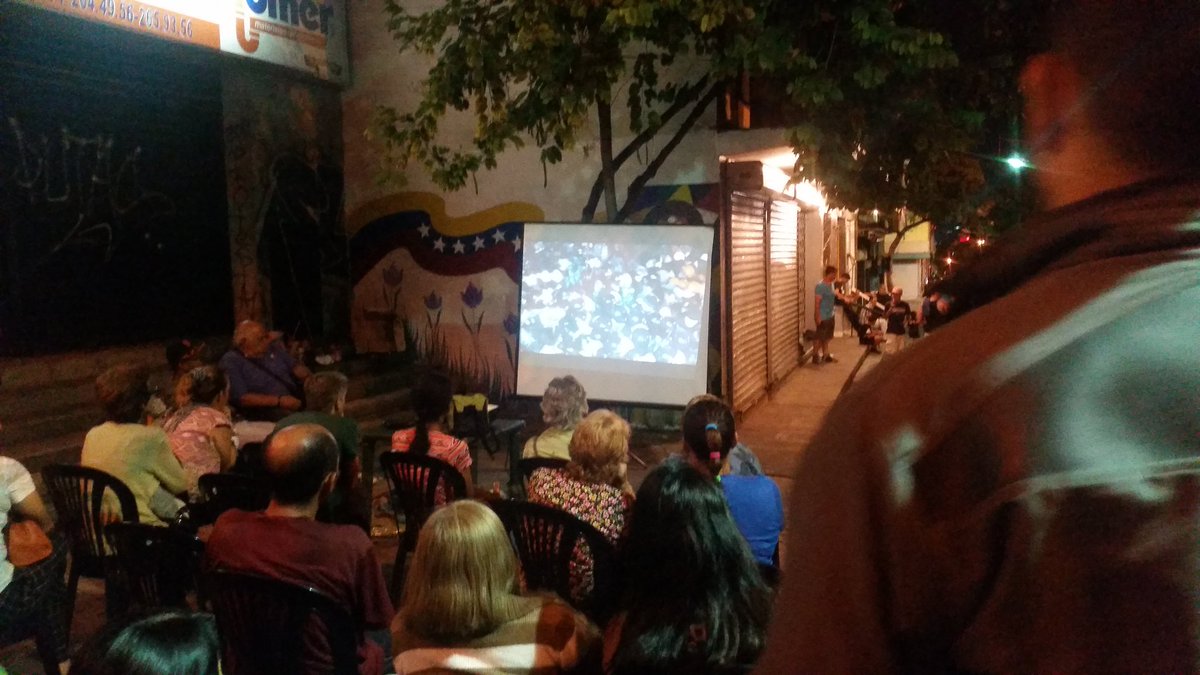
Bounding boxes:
66 0 195 40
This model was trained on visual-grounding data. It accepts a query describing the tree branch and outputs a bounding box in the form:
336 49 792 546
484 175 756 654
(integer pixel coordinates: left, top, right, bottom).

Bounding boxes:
883 217 932 288
617 83 722 223
581 77 711 222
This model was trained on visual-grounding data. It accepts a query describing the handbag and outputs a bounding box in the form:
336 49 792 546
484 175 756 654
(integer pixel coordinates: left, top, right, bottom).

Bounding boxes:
5 519 53 567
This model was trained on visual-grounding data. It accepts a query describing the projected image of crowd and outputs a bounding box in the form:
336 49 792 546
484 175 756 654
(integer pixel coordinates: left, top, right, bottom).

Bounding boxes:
520 241 709 364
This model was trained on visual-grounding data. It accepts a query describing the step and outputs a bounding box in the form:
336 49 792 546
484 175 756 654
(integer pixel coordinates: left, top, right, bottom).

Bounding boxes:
345 370 411 400
0 379 96 420
345 389 412 423
1 342 164 391
4 430 85 474
2 407 101 447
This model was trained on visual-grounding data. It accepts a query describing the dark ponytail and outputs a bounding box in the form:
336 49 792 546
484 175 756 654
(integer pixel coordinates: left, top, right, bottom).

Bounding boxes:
410 371 453 456
681 396 736 477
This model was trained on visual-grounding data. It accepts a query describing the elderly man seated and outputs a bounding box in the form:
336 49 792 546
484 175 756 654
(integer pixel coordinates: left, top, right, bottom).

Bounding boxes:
218 320 310 422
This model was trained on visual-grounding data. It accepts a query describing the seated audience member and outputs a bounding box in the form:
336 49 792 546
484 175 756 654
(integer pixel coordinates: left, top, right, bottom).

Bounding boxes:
682 398 782 567
685 395 764 477
204 424 393 675
218 320 310 422
522 375 588 461
81 366 190 525
0 453 70 675
69 610 219 675
162 366 237 498
604 460 773 674
527 409 634 601
276 371 364 526
391 500 600 673
390 371 474 498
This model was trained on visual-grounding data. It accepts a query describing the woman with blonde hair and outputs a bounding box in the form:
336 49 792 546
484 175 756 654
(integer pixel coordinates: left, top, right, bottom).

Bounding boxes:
527 409 633 600
392 500 598 673
522 375 588 461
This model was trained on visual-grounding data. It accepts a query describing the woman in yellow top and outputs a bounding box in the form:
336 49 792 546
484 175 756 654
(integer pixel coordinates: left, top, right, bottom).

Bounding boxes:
80 365 190 525
521 375 587 461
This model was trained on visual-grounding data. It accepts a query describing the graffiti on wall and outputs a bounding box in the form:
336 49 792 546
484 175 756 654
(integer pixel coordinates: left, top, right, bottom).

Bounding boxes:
223 68 348 341
4 118 179 264
0 13 232 354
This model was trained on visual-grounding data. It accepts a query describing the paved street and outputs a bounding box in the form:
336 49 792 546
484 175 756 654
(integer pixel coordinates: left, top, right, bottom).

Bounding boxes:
736 336 879 512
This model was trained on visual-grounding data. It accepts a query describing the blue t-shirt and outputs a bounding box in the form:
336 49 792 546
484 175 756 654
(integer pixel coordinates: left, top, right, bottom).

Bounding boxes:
816 282 837 321
722 475 784 566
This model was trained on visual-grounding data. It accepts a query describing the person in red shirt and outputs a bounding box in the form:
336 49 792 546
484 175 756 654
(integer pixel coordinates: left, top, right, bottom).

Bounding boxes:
205 424 394 675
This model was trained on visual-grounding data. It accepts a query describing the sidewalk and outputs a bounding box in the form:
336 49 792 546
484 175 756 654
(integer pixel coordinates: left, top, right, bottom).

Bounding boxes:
736 336 879 508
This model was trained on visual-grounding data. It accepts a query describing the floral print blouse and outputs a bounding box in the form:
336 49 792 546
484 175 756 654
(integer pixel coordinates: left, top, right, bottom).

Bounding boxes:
527 467 631 601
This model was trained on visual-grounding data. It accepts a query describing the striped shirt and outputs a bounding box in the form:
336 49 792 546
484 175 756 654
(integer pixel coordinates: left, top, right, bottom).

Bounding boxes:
392 597 599 674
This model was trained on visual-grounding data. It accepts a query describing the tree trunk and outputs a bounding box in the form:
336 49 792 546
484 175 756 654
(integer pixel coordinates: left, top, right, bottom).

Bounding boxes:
883 218 930 289
580 77 710 223
596 96 619 223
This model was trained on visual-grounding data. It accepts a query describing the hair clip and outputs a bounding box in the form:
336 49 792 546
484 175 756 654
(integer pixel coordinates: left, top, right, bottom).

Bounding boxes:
704 423 719 431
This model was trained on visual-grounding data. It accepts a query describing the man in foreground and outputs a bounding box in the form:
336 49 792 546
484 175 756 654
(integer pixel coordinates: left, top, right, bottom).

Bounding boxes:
758 1 1200 671
206 425 393 674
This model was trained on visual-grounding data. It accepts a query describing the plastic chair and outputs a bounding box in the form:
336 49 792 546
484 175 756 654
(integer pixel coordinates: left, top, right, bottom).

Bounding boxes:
512 457 569 500
40 464 139 632
205 569 359 675
518 457 569 488
377 452 467 603
197 473 271 519
488 499 622 624
103 522 205 612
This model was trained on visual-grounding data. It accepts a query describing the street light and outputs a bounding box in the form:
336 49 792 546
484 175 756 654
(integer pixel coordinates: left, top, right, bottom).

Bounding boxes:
1005 153 1030 172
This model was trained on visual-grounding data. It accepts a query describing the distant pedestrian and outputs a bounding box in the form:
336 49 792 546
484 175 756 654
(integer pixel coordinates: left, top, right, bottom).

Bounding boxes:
883 287 910 355
812 266 838 364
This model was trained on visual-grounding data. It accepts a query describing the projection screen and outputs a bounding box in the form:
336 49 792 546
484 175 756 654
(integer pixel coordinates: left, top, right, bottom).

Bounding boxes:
516 223 714 406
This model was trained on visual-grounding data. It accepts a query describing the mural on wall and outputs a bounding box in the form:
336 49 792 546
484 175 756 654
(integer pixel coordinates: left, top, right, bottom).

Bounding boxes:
624 183 720 226
223 65 349 342
348 185 718 397
350 193 541 395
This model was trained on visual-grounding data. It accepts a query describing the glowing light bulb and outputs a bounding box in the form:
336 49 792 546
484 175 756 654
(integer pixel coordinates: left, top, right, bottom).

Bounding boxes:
1005 154 1030 172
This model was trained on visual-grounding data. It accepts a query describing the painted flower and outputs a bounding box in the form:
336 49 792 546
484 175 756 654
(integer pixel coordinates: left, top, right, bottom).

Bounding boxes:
424 291 443 311
461 281 484 309
382 262 404 287
503 312 519 336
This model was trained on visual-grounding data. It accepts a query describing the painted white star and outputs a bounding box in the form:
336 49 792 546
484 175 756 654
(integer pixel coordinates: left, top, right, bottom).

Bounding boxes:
473 236 486 251
512 236 522 252
491 230 506 244
417 223 431 238
452 239 466 254
432 237 446 252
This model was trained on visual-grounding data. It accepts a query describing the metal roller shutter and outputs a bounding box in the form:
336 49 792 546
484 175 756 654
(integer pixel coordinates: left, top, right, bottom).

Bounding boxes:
767 200 800 384
729 191 769 414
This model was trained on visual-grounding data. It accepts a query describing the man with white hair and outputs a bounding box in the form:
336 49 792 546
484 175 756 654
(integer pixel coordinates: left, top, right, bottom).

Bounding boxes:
218 320 310 421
